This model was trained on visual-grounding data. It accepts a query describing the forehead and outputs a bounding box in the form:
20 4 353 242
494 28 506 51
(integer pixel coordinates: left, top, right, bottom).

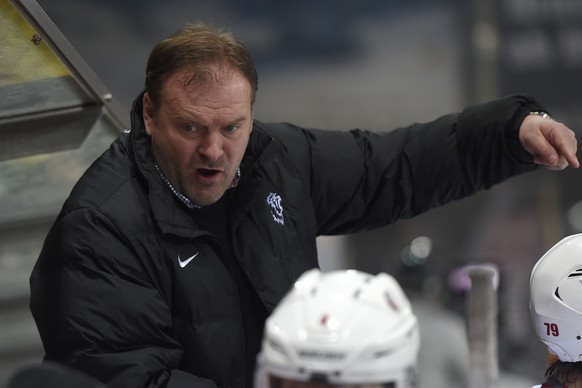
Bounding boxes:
157 68 252 122
167 63 249 92
159 65 252 107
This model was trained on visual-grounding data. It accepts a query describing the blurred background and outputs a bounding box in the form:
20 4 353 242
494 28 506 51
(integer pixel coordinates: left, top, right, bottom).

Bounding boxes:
1 0 582 387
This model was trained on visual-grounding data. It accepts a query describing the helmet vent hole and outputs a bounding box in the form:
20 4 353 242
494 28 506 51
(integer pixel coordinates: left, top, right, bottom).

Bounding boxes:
555 287 563 301
577 336 581 340
385 292 400 311
373 349 393 358
567 269 582 277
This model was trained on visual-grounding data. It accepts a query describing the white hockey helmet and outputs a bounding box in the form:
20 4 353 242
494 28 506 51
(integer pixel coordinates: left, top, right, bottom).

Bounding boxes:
530 233 582 362
257 268 420 388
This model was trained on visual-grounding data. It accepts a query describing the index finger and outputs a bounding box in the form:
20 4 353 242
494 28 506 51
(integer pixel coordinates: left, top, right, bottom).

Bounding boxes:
551 124 579 168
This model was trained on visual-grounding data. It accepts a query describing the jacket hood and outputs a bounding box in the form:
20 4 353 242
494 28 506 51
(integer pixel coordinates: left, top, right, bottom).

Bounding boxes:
129 91 153 177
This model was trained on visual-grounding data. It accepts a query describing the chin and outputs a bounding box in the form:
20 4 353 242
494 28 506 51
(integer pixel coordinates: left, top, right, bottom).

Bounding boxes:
192 190 227 207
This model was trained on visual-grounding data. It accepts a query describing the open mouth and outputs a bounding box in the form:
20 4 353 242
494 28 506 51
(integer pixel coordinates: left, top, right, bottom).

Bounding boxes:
197 168 220 177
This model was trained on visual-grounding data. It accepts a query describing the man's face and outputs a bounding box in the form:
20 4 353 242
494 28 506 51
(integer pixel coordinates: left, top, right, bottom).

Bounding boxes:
143 65 253 207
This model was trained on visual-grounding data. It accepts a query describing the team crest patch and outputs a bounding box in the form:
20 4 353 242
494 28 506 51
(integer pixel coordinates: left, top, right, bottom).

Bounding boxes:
267 192 284 225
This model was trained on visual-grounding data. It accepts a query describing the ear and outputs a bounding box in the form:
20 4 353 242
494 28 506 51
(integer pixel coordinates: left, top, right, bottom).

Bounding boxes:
143 92 155 136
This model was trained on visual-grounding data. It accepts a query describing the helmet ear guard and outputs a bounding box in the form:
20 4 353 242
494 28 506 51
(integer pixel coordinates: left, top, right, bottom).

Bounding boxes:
530 233 582 362
256 268 420 388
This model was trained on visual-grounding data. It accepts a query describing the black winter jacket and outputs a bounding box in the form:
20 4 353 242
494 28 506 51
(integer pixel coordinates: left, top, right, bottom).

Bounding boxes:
30 94 540 388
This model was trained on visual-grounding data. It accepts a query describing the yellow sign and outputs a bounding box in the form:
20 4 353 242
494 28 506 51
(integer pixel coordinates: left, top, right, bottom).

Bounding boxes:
0 0 70 87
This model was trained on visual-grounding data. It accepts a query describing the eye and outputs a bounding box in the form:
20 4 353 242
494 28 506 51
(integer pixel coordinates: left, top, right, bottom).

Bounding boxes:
184 124 201 133
224 124 240 133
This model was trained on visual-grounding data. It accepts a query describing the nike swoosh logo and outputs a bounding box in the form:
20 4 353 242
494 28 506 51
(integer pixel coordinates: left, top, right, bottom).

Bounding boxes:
178 252 199 268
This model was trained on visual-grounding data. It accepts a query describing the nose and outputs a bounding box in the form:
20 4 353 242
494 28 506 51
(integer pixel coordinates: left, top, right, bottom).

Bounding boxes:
197 130 224 162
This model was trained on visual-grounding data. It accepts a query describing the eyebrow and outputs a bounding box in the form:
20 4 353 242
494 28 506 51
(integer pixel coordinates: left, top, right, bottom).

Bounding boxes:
229 116 248 125
173 114 248 127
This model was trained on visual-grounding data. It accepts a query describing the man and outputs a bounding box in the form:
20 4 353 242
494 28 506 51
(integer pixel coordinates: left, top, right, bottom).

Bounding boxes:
530 234 582 388
256 268 419 388
30 22 578 388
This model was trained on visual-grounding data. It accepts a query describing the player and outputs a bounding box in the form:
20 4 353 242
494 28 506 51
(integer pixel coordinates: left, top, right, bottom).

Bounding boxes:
530 233 582 388
256 268 420 388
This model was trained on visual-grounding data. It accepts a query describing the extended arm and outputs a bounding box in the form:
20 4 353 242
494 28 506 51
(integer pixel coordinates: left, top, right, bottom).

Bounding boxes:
272 95 573 235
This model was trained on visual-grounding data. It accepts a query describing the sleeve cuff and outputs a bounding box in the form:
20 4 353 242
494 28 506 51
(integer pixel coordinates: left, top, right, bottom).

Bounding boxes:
504 96 550 164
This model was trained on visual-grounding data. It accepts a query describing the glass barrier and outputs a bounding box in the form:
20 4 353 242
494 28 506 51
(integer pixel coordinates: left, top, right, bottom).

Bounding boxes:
0 1 125 383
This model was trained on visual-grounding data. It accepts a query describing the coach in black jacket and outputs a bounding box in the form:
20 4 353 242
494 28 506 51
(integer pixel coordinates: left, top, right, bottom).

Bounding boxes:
30 22 578 388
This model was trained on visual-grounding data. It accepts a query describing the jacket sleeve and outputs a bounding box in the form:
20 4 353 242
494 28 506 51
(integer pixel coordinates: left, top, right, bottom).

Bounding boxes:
273 94 541 235
29 208 218 388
